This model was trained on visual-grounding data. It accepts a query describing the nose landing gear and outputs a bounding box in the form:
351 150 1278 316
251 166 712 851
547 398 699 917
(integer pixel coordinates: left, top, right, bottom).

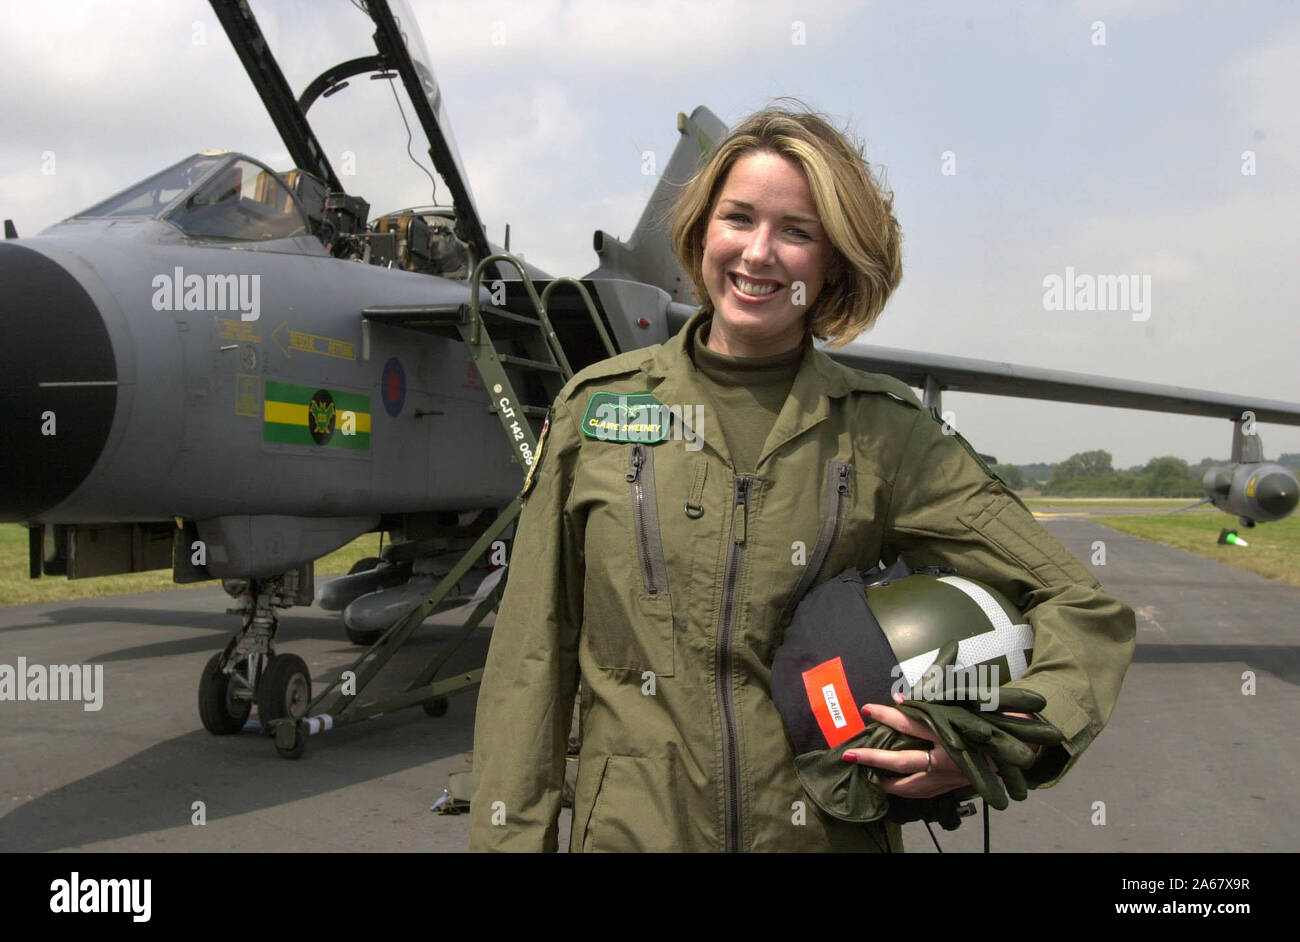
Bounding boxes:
257 653 312 725
197 576 312 740
197 652 253 734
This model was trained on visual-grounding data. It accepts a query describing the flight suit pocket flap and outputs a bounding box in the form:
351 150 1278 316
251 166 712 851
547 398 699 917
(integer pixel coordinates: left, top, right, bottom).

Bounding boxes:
583 590 675 677
579 755 679 852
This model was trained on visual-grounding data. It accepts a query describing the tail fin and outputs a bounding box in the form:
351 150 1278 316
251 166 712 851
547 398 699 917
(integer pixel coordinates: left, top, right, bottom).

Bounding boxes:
584 106 727 304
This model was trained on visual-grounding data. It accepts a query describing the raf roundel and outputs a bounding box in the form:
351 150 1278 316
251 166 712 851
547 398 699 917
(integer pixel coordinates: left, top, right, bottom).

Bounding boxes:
382 357 406 417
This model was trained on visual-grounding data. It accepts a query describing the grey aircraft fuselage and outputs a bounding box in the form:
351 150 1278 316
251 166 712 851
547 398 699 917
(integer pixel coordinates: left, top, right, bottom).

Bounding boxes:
10 218 513 517
0 202 670 579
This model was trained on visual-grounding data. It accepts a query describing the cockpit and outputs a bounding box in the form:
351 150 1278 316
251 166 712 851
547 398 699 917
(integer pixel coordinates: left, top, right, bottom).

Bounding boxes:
76 152 310 242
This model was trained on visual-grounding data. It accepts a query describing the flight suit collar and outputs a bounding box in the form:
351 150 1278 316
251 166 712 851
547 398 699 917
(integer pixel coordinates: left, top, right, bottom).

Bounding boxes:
643 308 888 471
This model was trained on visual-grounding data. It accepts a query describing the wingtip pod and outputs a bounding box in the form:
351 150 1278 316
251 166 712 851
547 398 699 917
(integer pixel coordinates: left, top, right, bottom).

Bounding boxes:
1256 470 1298 518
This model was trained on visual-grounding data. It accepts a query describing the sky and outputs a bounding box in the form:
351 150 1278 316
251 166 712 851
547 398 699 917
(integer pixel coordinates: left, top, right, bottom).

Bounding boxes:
2 0 1297 469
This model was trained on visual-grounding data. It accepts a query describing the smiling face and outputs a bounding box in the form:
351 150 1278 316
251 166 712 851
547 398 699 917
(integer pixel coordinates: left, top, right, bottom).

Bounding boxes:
701 150 836 357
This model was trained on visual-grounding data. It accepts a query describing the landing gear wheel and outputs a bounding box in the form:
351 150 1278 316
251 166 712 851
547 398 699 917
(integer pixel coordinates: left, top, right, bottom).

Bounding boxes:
345 625 384 646
198 653 251 734
348 557 382 575
257 653 312 725
422 696 449 718
274 722 306 760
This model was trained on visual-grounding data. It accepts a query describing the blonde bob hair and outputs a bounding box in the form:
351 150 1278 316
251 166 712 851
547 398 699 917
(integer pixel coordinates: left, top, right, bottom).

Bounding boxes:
670 104 903 347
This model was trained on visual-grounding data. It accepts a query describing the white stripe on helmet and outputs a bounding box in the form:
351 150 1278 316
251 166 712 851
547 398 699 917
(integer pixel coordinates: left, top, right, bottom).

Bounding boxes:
895 576 1034 687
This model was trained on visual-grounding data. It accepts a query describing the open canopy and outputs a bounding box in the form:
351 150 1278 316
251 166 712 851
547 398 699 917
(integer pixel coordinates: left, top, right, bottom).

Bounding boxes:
76 152 309 242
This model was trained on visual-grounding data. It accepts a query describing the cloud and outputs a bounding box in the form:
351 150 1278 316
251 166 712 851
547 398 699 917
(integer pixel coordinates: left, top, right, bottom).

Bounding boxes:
449 83 662 274
407 0 870 74
1227 29 1300 157
1073 0 1183 18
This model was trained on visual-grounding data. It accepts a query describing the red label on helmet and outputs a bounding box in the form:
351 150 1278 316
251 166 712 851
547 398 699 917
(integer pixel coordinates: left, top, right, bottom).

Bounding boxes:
802 657 866 748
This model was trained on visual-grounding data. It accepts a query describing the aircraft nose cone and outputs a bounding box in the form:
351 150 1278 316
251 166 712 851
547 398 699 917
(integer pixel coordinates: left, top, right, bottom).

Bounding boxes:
1257 472 1299 518
0 243 117 521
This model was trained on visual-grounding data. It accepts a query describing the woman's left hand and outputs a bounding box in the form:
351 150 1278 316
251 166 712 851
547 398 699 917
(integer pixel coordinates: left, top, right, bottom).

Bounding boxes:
841 699 1038 800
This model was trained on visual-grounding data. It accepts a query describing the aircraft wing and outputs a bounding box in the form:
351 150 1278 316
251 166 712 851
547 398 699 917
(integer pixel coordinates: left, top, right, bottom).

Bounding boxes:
823 343 1300 425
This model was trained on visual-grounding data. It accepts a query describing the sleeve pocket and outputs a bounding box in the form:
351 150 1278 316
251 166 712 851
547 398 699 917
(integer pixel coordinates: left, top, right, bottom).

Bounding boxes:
957 488 1098 588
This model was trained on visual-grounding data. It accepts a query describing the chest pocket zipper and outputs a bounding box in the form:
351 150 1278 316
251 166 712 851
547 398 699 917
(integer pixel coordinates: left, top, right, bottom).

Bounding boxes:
781 459 853 623
627 442 670 596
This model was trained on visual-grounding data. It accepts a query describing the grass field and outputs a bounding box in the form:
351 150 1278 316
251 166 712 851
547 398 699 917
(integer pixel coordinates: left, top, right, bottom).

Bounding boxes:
4 506 1296 604
1023 497 1204 510
1018 497 1298 587
0 525 387 606
1093 512 1300 588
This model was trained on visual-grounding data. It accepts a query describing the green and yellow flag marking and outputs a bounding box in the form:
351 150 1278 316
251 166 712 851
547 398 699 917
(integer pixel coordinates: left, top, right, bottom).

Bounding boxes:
263 381 371 450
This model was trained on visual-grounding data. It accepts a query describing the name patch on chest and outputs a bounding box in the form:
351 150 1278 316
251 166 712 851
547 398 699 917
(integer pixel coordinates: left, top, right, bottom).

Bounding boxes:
582 391 670 443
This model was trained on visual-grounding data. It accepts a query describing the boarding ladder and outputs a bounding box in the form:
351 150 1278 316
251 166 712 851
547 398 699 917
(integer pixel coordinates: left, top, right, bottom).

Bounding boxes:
266 253 616 758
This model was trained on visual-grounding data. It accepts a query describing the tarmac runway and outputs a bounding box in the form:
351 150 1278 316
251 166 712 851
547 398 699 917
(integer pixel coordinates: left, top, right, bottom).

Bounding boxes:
1 516 1296 853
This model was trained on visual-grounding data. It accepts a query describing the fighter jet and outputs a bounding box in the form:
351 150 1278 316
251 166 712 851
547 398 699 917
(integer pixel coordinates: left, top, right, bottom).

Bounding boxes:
2 0 1296 757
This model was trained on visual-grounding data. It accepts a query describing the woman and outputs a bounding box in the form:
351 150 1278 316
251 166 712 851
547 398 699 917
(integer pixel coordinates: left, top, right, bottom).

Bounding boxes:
469 106 1135 852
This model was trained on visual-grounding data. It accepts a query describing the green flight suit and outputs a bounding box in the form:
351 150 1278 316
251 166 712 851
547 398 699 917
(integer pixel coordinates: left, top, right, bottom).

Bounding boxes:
469 308 1136 852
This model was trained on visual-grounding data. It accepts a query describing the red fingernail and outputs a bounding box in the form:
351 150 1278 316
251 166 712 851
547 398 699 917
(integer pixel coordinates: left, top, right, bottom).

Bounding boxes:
842 751 857 762
861 705 872 718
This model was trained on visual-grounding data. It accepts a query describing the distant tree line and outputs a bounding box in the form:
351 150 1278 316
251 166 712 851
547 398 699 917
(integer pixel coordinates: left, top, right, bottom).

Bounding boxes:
992 451 1220 497
992 451 1300 496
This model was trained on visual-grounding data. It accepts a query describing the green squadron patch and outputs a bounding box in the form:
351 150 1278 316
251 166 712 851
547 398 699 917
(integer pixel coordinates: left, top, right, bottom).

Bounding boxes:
521 409 551 498
581 391 670 443
263 381 371 449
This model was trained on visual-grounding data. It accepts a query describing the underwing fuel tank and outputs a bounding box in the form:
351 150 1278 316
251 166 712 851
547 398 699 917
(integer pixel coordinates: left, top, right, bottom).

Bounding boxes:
342 566 500 633
315 560 413 611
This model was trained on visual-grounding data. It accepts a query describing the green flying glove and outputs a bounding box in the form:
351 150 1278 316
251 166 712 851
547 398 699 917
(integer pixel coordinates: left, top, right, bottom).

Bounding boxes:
793 722 898 823
896 642 1063 809
877 731 979 829
797 725 979 827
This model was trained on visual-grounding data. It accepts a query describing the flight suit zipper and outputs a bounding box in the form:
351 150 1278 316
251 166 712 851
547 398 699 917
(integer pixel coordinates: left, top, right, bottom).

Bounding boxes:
627 443 668 595
781 460 853 623
717 474 752 853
